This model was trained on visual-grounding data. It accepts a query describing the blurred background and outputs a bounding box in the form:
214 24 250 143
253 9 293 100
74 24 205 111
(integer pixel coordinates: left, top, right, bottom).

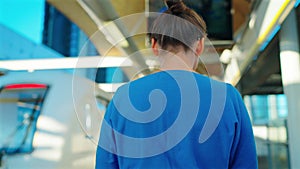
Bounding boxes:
0 0 300 169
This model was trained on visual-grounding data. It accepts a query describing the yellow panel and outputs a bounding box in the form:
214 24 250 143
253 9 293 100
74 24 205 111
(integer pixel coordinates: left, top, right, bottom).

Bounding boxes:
111 0 145 17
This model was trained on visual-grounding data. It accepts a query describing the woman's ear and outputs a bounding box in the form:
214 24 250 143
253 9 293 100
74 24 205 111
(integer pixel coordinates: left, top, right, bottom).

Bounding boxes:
195 38 205 56
151 38 159 56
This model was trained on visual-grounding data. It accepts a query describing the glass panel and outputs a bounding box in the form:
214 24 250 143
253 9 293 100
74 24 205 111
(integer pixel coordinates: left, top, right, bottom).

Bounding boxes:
269 141 289 169
250 95 269 124
148 0 233 40
0 83 48 154
245 94 290 169
276 94 288 118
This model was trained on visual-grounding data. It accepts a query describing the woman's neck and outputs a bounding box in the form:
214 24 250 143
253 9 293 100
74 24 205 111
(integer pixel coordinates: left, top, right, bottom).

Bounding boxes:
158 50 198 71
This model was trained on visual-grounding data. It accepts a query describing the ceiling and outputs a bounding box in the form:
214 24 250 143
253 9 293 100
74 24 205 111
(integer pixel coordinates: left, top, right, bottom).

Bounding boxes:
238 33 283 95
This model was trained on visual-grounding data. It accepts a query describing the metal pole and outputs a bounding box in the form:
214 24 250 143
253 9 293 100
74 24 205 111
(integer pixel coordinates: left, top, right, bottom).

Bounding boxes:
279 8 300 169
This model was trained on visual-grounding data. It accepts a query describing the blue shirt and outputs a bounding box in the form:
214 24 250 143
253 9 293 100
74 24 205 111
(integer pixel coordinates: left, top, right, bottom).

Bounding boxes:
96 70 258 169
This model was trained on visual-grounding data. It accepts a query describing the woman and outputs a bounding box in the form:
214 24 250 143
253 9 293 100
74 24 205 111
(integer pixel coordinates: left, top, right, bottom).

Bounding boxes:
95 0 258 168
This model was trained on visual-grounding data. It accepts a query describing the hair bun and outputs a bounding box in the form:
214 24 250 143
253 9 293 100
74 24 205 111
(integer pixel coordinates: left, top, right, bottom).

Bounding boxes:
164 0 187 15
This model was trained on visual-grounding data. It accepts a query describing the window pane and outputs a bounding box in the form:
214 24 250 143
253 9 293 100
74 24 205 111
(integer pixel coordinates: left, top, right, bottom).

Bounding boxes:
0 84 48 154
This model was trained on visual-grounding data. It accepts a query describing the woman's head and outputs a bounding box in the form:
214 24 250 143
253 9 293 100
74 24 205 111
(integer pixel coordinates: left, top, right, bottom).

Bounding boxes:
149 0 207 53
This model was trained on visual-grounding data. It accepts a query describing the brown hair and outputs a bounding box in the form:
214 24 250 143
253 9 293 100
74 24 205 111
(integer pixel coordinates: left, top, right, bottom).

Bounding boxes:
149 0 207 52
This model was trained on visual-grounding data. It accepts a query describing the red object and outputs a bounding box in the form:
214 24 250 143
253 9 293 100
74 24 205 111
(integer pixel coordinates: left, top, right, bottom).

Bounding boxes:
4 84 47 90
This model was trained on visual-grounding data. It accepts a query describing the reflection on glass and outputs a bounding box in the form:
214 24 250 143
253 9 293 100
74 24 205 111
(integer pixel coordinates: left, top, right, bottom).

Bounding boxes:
244 94 289 169
0 84 48 154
